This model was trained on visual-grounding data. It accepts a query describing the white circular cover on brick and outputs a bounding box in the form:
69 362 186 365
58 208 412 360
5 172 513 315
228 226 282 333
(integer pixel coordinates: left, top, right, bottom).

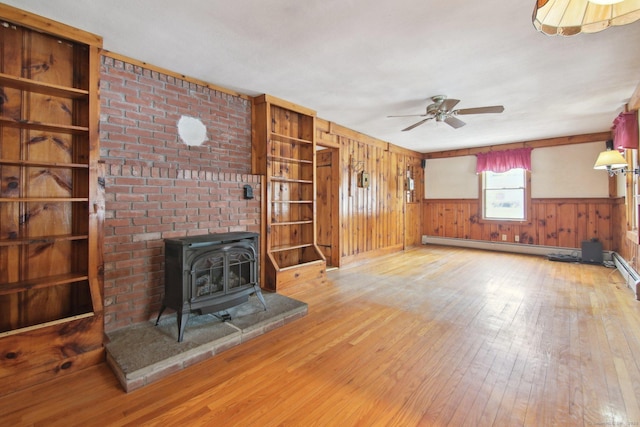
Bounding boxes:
178 116 207 146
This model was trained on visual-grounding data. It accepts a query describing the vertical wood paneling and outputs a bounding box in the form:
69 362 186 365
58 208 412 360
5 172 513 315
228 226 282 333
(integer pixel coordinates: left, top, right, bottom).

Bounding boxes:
557 203 576 248
335 130 422 262
596 203 612 249
423 198 616 250
545 204 559 247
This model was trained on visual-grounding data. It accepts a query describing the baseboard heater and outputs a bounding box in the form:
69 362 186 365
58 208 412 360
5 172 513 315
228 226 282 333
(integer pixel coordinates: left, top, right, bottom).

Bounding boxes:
422 236 585 258
612 252 640 300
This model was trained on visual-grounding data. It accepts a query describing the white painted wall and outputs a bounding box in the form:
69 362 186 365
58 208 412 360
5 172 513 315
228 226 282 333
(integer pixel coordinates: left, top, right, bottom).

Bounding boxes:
531 141 609 198
424 141 613 199
424 156 477 199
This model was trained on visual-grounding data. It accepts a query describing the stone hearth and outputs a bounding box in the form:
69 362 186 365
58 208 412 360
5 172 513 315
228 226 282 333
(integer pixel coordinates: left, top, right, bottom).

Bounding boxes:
105 293 307 392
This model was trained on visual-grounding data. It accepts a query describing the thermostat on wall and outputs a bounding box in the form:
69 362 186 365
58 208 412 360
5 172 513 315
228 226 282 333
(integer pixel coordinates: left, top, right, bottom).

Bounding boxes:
358 171 369 188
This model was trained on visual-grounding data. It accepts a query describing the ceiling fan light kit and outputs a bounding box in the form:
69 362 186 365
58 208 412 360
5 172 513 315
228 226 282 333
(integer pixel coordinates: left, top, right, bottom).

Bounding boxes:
533 0 640 36
388 95 505 132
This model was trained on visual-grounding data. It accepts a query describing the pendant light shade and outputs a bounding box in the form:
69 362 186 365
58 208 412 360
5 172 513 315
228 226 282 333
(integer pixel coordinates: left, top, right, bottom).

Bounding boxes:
533 0 640 36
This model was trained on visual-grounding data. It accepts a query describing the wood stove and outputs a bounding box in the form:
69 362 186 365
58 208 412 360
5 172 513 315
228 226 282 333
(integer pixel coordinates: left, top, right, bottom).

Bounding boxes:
157 232 267 342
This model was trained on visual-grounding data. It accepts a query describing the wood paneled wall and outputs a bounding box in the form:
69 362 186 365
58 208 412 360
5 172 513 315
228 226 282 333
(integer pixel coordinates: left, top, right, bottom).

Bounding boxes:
316 120 423 265
614 86 640 278
423 198 617 251
613 199 635 262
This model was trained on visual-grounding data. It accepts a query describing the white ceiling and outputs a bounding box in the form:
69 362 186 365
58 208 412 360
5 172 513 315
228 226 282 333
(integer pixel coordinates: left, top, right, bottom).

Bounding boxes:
7 0 640 153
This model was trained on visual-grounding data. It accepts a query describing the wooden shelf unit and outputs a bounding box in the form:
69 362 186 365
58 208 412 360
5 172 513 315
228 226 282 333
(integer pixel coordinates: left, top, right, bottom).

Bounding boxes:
0 4 103 396
252 94 326 291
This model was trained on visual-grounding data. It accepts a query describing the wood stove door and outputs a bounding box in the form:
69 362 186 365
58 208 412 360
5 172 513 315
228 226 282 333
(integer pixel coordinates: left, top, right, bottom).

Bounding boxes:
227 245 257 293
189 242 257 302
191 251 225 301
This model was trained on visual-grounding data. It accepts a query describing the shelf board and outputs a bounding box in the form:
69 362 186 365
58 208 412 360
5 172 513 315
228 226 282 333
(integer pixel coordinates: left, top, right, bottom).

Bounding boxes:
270 176 313 184
0 234 88 247
0 117 89 135
270 243 314 253
268 155 313 165
269 131 313 145
270 220 313 226
278 259 325 272
0 159 89 169
0 72 89 99
0 197 89 202
0 312 95 338
0 272 89 296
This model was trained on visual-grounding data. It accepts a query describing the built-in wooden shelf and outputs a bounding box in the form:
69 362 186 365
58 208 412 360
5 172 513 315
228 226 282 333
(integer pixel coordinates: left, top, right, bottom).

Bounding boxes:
270 176 313 184
0 72 89 99
0 234 88 247
0 312 95 339
0 159 89 168
270 220 313 226
0 3 103 397
0 272 89 296
270 200 313 204
252 94 326 291
270 243 315 252
268 155 313 165
269 131 313 145
0 197 89 202
0 117 89 134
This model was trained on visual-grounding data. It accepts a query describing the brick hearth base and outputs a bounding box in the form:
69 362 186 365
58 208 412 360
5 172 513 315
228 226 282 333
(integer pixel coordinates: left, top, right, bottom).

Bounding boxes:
105 293 307 392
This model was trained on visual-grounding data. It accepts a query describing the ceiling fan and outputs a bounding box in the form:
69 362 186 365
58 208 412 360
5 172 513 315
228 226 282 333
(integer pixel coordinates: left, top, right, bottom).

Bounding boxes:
388 95 505 131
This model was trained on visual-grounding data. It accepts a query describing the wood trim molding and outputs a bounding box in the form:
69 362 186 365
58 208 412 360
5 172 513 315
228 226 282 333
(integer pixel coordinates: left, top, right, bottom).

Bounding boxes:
329 122 387 148
327 121 422 157
0 3 103 47
253 93 316 116
423 197 620 204
423 131 612 159
629 80 640 111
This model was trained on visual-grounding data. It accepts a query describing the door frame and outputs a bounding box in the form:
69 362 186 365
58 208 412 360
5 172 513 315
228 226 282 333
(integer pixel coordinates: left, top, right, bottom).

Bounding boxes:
316 144 341 268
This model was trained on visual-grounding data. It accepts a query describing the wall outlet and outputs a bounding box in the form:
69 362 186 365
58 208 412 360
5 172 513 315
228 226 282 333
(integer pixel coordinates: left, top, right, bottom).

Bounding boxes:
502 234 507 241
515 235 519 242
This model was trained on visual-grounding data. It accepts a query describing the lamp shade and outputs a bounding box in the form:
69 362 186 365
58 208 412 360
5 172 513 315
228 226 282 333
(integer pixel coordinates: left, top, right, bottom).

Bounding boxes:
593 149 628 169
533 0 640 36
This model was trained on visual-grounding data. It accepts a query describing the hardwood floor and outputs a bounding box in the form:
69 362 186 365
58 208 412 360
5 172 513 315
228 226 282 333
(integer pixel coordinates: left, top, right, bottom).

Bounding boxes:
2 246 640 426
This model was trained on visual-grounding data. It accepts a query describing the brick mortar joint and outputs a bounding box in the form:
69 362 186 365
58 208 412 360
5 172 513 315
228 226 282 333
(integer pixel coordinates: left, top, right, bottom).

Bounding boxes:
111 164 261 182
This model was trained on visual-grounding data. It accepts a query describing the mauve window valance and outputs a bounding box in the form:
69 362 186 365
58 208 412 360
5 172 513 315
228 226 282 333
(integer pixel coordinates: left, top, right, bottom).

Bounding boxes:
476 147 533 174
613 111 639 150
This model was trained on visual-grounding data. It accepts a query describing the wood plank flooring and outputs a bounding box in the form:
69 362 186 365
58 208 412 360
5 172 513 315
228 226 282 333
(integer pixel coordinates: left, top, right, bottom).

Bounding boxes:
2 245 640 426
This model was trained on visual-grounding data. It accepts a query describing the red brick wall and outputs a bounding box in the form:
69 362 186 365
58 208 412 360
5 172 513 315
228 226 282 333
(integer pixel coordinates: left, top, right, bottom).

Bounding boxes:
100 56 260 331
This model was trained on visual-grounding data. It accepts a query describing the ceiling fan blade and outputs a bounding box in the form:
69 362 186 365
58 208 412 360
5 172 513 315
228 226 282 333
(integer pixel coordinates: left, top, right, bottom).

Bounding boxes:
439 98 460 112
444 116 466 129
455 105 505 115
402 117 432 131
387 114 428 118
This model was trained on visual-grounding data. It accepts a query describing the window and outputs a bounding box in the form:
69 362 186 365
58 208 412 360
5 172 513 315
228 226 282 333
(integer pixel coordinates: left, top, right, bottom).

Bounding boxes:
481 168 529 221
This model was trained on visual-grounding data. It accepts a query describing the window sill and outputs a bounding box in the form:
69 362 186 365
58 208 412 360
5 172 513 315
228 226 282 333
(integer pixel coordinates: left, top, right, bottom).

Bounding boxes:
478 218 531 226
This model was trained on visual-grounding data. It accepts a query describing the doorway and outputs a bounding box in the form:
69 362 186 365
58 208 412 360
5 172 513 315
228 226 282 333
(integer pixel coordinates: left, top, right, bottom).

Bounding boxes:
316 147 340 268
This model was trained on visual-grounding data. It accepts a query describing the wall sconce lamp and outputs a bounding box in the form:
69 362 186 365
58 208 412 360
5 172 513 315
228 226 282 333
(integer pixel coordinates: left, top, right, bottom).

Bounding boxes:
533 0 640 36
593 139 636 176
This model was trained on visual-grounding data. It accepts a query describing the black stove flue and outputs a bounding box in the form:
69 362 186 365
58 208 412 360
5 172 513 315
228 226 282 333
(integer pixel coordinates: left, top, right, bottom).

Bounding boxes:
156 232 267 342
